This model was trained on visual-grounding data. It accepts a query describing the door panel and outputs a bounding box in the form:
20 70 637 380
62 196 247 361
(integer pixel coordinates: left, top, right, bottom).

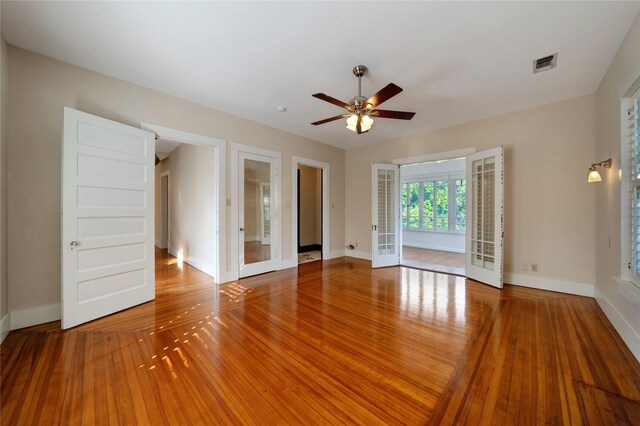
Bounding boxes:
372 163 400 268
62 107 155 329
465 146 504 288
239 153 276 277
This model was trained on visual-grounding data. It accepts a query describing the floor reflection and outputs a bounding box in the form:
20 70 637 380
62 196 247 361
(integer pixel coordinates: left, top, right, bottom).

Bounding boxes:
400 267 467 325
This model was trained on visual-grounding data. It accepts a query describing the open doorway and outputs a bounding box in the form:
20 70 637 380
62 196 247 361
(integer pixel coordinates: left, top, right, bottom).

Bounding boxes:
291 157 330 266
158 172 169 249
145 123 227 284
399 158 466 276
297 165 322 264
154 138 217 280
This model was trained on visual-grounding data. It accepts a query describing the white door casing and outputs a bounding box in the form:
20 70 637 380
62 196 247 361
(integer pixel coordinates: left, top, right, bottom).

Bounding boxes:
372 163 401 268
141 122 227 284
465 146 504 288
62 107 155 329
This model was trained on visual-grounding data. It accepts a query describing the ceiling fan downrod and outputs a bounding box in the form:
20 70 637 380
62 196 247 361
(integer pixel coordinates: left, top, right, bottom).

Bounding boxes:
351 65 368 112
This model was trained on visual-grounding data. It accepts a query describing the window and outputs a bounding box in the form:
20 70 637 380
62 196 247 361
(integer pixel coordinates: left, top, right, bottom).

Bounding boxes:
455 179 466 231
625 96 640 287
402 177 466 233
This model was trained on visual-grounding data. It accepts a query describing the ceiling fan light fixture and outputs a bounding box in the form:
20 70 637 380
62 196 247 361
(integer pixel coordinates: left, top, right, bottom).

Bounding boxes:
346 114 358 132
361 114 374 132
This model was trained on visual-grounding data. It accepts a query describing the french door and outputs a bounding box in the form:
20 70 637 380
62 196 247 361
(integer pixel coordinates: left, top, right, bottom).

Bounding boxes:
371 163 401 268
239 152 277 277
465 146 504 288
61 107 155 329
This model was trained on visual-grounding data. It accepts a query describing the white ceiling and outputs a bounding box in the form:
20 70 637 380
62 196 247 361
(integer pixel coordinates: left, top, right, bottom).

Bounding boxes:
2 2 639 150
155 137 182 161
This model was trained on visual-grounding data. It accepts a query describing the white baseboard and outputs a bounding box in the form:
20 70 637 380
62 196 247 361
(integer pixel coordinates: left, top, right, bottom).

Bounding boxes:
184 257 215 278
10 303 60 330
595 287 640 362
345 250 371 261
0 313 10 345
504 272 594 297
402 242 465 254
167 246 215 278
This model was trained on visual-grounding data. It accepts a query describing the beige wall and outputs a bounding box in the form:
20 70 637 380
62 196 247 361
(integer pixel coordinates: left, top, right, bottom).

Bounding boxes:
6 46 345 314
1 34 8 325
594 11 640 356
346 94 597 288
298 165 321 247
167 144 217 276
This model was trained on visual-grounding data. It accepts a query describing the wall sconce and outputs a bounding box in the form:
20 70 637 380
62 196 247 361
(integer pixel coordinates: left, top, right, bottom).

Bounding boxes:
588 158 612 183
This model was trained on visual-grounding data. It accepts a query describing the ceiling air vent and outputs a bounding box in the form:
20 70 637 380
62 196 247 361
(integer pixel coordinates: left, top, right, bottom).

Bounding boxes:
533 53 558 74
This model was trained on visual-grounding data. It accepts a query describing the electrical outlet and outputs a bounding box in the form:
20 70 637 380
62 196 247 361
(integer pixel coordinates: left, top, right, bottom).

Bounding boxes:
522 263 528 272
531 264 538 272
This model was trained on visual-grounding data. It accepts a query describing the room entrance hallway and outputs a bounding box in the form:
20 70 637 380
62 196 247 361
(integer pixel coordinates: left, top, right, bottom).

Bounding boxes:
2 258 640 423
401 246 465 276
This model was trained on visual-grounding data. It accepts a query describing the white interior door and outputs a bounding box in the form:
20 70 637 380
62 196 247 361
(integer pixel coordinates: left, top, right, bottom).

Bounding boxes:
62 107 155 329
465 146 504 288
239 152 276 277
372 163 400 268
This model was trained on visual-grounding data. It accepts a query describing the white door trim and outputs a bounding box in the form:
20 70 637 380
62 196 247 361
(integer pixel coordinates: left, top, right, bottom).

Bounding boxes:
291 156 330 262
141 123 228 283
231 143 282 281
392 147 477 166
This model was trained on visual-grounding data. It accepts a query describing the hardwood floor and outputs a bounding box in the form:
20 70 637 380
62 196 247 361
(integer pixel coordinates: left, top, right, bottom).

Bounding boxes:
402 246 466 276
2 249 640 424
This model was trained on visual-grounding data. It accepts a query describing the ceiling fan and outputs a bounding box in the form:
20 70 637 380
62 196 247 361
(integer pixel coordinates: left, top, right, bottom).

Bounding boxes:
311 65 416 134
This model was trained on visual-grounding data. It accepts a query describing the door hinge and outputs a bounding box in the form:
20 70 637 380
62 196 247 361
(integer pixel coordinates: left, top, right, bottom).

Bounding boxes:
372 224 377 231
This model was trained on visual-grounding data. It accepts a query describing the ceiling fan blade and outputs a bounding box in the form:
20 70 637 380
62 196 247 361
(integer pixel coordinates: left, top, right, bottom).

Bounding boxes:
366 83 403 108
311 114 349 126
356 115 363 134
312 93 349 109
373 109 416 120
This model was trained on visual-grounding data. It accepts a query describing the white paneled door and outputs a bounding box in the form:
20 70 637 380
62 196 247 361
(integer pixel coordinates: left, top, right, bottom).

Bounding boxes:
465 146 504 288
372 163 400 268
62 107 155 329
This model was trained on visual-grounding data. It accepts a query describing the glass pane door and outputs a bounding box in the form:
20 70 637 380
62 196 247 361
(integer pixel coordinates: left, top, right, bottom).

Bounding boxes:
372 163 400 268
240 154 276 277
465 146 503 288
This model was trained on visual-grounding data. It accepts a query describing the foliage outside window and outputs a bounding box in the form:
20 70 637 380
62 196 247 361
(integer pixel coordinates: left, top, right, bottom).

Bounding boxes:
402 178 466 233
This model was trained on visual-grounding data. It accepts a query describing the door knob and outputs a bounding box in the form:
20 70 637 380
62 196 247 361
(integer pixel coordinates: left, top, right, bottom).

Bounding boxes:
70 241 80 247
240 228 244 231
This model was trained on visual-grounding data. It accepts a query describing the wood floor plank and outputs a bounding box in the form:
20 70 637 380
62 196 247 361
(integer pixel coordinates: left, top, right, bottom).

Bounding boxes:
2 248 640 424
